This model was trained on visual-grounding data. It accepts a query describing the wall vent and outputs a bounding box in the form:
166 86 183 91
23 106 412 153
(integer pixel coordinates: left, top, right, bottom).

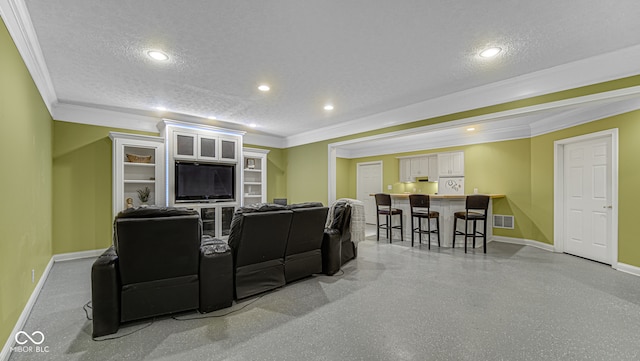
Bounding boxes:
493 214 514 229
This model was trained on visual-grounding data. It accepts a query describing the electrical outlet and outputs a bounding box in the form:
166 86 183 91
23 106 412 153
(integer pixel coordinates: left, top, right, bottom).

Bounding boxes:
387 185 392 190
31 269 35 283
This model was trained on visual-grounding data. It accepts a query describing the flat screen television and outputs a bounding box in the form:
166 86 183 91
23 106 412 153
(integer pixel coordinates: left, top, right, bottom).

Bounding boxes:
175 161 235 202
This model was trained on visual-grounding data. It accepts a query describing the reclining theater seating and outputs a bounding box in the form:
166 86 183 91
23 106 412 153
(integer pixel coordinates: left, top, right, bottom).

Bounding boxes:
227 202 328 299
284 203 330 283
91 207 232 337
322 200 357 275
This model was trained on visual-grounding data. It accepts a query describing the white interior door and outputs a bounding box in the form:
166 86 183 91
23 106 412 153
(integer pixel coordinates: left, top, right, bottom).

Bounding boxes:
563 136 612 264
357 162 382 225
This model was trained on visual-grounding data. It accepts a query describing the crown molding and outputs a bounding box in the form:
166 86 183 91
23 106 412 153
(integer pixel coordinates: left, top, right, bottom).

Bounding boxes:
0 0 57 114
243 133 286 149
288 44 640 148
52 102 160 133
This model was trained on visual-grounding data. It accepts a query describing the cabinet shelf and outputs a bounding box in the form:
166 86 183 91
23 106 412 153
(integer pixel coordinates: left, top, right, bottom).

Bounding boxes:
245 194 262 197
124 162 155 167
124 180 156 184
244 182 261 185
244 169 262 172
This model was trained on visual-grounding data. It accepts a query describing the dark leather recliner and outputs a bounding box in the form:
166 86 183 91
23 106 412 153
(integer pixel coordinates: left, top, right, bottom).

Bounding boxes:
284 203 329 283
91 207 232 338
228 205 293 300
322 200 357 275
227 202 328 299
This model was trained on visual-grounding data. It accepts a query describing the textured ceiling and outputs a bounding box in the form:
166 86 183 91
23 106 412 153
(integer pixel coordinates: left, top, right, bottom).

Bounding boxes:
22 0 640 137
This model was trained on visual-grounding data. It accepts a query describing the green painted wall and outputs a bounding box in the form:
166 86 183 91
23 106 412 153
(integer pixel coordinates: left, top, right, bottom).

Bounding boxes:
335 157 351 199
52 121 156 254
285 141 330 204
0 20 53 346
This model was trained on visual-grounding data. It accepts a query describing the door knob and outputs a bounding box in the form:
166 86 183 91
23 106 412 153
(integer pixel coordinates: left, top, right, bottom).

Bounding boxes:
602 205 612 209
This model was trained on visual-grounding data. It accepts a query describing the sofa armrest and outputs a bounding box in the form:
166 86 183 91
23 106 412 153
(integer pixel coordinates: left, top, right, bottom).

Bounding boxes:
322 228 341 276
199 240 233 312
91 246 121 338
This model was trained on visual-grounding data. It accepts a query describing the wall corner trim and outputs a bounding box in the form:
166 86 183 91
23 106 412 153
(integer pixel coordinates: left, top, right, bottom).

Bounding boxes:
1 248 106 361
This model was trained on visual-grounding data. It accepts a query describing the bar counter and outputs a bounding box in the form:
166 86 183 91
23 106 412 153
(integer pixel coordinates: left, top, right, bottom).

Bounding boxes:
371 193 505 248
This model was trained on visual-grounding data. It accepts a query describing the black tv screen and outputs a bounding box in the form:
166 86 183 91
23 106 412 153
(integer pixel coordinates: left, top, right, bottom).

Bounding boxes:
175 161 235 202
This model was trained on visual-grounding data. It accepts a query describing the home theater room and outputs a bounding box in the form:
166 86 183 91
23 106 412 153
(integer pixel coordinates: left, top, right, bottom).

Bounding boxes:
3 1 640 360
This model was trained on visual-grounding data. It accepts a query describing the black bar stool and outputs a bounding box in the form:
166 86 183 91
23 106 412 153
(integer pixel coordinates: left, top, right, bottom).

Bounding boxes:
374 193 403 243
452 195 490 253
408 194 440 248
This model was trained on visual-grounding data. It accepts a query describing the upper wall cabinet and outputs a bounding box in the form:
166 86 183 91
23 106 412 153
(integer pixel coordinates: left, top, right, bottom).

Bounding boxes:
437 151 464 177
398 154 438 182
173 131 238 162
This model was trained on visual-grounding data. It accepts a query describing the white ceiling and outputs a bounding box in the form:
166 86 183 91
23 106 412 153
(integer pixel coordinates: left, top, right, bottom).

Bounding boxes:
4 0 640 147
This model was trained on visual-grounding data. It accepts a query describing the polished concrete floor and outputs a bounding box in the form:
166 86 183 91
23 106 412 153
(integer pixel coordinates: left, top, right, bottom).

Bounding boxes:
9 236 640 360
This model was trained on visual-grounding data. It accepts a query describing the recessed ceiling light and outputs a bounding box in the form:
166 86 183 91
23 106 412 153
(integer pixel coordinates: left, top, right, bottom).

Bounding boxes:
155 106 167 111
208 116 216 120
248 123 257 128
258 85 270 92
479 47 502 58
324 104 334 111
147 50 169 61
467 127 475 131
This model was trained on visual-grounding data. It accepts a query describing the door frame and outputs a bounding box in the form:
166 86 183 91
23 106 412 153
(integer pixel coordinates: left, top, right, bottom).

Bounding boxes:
553 128 619 268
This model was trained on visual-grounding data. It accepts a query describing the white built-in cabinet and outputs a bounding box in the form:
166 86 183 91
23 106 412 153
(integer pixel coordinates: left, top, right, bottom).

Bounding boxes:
437 151 464 177
398 154 438 182
159 119 244 240
242 147 269 206
173 131 238 162
109 132 165 217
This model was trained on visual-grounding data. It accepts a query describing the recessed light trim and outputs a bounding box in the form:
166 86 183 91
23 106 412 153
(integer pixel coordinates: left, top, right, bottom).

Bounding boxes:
155 106 167 111
248 123 257 128
324 104 334 111
258 85 270 92
147 50 169 61
479 47 502 58
208 116 216 120
467 127 475 131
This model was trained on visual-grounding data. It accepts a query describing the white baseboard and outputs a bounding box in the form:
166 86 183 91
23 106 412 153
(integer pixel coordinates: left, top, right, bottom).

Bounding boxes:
52 248 107 262
491 236 556 252
615 262 640 277
0 257 54 361
1 248 106 361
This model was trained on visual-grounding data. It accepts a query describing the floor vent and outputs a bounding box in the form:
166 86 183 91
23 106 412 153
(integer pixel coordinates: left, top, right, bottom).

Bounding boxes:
493 214 514 229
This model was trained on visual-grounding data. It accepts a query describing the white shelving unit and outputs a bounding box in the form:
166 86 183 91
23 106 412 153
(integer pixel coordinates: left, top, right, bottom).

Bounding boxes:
242 147 269 206
109 132 165 217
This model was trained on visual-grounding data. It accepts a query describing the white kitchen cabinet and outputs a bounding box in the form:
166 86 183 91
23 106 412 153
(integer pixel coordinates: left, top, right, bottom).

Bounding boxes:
399 158 412 182
399 154 439 182
410 156 430 179
427 155 438 180
438 151 464 177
